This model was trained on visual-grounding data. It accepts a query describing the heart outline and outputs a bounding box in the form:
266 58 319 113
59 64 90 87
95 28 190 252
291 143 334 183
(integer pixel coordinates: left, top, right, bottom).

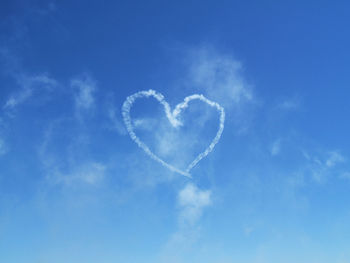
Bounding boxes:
122 90 225 178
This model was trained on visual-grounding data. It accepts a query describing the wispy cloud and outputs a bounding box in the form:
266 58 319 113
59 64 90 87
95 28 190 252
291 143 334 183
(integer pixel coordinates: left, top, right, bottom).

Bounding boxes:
325 151 345 168
243 225 255 237
302 150 346 183
0 46 58 114
158 183 212 262
270 139 282 156
277 96 301 111
133 118 158 131
3 73 58 111
38 119 106 187
187 46 253 109
71 74 96 114
339 172 350 181
183 46 256 135
51 162 106 186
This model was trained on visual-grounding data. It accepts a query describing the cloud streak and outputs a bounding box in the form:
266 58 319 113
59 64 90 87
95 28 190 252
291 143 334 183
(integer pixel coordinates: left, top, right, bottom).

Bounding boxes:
122 89 225 178
3 74 57 111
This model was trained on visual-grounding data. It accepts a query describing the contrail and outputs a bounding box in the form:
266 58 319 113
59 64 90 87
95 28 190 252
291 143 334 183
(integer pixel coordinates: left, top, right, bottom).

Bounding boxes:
122 90 225 178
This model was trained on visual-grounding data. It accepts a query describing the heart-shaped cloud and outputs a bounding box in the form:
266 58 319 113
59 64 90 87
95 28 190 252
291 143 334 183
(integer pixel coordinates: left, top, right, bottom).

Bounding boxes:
122 90 225 178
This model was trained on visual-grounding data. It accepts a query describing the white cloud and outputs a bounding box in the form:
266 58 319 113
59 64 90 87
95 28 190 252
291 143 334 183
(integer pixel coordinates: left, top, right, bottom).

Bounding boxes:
158 183 212 262
3 73 57 110
155 128 179 157
122 90 225 177
301 150 346 183
158 226 200 263
133 118 157 131
187 47 253 108
71 75 96 112
4 87 32 109
178 183 211 225
326 151 345 167
270 139 281 156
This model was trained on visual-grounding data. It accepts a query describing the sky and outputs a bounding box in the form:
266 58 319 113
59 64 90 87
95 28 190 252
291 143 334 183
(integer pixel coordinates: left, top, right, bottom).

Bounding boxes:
1 0 350 262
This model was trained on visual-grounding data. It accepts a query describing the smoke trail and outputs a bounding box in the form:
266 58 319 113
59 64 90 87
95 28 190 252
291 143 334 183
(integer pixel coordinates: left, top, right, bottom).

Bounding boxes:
122 90 225 178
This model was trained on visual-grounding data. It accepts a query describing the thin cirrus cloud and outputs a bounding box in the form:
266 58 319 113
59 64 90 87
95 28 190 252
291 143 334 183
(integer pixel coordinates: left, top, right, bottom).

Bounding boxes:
0 48 58 112
34 74 103 187
38 118 107 187
277 97 301 111
3 74 58 111
51 162 106 186
270 139 282 156
301 150 347 183
325 151 345 168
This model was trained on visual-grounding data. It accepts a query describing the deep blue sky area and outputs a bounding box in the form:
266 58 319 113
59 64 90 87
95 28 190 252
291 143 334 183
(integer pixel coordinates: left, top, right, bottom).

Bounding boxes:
1 1 350 262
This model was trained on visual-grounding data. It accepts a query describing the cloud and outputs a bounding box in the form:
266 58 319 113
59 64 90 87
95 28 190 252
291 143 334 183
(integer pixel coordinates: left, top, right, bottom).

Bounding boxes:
244 225 255 237
158 226 200 263
0 48 58 113
339 172 350 181
277 96 301 111
38 119 106 187
3 73 58 111
270 139 282 156
187 47 253 108
325 151 345 167
4 88 32 109
122 89 225 177
71 74 96 113
158 183 212 262
177 183 211 225
51 162 106 186
133 118 158 131
301 150 346 183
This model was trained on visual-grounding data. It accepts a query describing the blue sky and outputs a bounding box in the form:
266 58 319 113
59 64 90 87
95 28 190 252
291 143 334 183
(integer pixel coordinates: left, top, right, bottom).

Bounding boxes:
1 0 350 262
